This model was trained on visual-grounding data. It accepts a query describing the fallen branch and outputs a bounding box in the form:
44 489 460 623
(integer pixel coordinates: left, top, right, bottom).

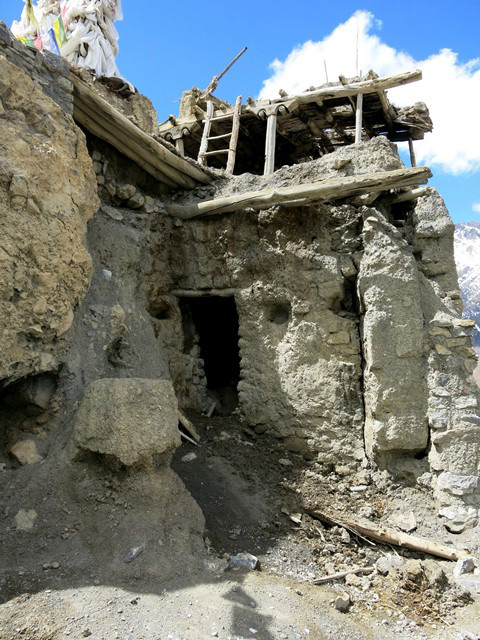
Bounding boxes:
166 167 432 219
308 509 466 561
177 410 201 442
313 566 373 585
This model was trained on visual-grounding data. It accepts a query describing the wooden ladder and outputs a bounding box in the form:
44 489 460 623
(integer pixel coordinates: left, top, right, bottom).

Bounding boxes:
198 96 242 175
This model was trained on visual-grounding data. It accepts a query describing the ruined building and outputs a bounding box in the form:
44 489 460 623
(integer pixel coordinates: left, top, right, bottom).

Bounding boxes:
1 15 480 601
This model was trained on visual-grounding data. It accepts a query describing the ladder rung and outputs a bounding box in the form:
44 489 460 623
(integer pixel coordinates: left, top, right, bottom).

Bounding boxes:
203 114 233 123
205 149 229 156
208 133 232 141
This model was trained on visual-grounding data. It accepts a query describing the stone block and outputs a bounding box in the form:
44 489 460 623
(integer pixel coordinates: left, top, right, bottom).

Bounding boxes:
72 378 181 468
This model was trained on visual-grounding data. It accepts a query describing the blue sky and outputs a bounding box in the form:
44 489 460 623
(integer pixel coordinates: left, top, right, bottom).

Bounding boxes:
3 1 479 223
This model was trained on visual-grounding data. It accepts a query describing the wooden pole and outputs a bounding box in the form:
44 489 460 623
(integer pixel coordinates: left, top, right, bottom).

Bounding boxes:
355 92 363 144
166 167 432 219
198 100 214 166
408 137 417 167
226 96 242 175
264 113 277 175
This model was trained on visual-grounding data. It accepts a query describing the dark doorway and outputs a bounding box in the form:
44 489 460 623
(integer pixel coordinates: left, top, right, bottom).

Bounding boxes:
179 296 241 413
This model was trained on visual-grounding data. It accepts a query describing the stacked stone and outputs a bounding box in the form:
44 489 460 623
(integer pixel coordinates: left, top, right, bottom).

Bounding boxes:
0 22 73 114
427 311 480 530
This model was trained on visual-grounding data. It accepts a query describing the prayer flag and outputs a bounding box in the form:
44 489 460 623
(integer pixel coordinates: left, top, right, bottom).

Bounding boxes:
47 28 61 56
53 15 67 47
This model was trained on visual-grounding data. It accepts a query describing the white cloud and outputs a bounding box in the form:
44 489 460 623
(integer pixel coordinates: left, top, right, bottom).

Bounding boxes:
259 10 480 175
473 203 480 213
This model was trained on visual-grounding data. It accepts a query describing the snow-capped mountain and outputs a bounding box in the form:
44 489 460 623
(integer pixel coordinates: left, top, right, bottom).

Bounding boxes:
454 222 480 347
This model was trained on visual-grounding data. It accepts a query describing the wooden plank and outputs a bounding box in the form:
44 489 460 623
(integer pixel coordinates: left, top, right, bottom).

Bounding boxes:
166 167 432 219
198 100 214 166
70 73 211 185
227 96 242 175
355 93 363 144
264 113 277 175
308 508 466 562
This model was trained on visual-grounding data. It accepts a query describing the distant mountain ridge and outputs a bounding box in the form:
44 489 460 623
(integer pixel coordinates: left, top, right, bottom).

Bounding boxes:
454 221 480 347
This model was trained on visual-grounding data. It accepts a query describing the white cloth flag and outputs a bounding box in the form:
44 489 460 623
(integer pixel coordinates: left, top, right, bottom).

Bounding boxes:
11 0 125 79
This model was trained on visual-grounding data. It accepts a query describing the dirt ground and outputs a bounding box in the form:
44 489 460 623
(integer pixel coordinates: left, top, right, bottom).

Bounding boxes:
1 412 480 640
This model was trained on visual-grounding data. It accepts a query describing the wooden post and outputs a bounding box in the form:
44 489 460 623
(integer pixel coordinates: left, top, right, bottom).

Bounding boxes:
264 112 277 175
175 137 185 156
226 96 242 175
198 100 214 165
355 92 363 144
408 137 417 167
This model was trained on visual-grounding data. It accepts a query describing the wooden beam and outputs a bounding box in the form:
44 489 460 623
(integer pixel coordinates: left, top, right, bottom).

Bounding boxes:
73 103 179 188
166 167 432 219
70 73 211 186
289 69 422 105
171 288 236 297
264 113 277 175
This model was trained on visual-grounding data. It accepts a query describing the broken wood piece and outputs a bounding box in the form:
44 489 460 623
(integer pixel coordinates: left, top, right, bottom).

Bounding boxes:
177 410 201 442
308 509 467 561
207 401 217 418
166 167 432 219
313 566 374 585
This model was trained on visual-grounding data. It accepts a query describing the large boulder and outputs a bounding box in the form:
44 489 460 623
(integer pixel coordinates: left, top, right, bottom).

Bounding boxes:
72 378 181 467
0 54 98 385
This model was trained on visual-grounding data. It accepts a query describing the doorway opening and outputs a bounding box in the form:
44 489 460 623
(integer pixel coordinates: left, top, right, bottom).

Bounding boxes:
179 296 240 414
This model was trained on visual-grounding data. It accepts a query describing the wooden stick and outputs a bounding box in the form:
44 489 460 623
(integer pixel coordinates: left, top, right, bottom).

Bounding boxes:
226 96 242 175
408 137 417 167
308 509 467 561
313 566 373 585
264 113 277 175
165 167 432 219
198 100 214 166
177 410 201 442
355 93 363 144
180 431 199 447
70 73 211 185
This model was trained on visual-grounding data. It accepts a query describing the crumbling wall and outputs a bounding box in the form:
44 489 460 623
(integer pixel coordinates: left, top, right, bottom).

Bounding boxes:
152 137 480 516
